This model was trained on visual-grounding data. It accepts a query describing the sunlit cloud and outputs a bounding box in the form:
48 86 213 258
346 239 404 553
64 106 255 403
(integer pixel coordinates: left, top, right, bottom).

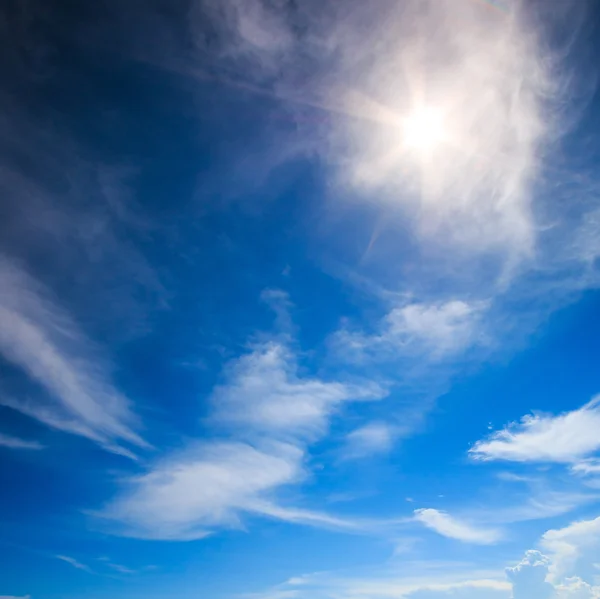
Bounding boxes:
210 341 386 441
470 396 600 464
414 508 502 545
98 330 384 539
333 299 486 364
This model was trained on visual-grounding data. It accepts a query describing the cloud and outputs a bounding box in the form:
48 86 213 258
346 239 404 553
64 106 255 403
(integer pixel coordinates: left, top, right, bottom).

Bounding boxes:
97 440 349 540
210 341 386 441
253 543 600 599
506 549 600 599
334 300 486 363
541 516 600 582
105 563 136 575
0 256 147 457
470 396 600 464
571 460 600 476
251 565 512 599
556 578 599 599
343 421 395 459
480 490 599 526
414 509 502 545
0 433 43 450
505 550 555 599
97 334 383 539
55 555 92 573
0 596 31 599
317 0 568 263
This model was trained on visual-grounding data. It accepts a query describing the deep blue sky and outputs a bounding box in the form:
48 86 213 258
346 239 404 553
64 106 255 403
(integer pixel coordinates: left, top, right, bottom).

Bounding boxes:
1 1 600 598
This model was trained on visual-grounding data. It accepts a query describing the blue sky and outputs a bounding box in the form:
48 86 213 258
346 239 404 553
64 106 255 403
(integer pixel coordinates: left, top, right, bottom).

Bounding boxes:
2 0 600 598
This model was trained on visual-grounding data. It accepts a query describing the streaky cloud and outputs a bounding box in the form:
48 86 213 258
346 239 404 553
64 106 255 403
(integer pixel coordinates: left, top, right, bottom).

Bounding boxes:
0 256 147 457
470 396 600 464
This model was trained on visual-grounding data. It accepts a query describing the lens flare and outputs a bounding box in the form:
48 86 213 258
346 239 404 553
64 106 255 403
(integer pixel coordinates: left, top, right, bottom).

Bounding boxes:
402 106 446 155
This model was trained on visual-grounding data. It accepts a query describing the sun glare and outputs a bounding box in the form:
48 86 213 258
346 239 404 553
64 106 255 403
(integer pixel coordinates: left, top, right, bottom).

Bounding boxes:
402 106 446 155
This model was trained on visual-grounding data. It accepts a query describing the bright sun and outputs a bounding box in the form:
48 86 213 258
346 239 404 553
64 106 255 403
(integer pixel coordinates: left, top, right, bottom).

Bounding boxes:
402 106 446 155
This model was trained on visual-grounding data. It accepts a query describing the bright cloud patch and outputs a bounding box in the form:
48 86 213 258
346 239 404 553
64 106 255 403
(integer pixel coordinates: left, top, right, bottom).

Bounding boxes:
470 397 600 464
332 0 561 259
541 516 600 582
98 441 305 540
99 338 377 539
211 341 386 440
414 508 502 545
336 299 485 363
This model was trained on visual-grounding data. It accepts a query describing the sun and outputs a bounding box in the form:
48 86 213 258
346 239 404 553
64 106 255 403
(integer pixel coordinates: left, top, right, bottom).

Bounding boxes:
402 106 446 155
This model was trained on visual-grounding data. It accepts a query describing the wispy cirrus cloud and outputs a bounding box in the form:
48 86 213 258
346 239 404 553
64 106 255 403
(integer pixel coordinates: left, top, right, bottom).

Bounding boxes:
469 396 600 465
98 317 384 539
55 555 93 573
333 300 486 364
210 341 385 442
0 433 43 450
342 421 395 460
97 440 306 540
414 509 502 545
0 256 148 458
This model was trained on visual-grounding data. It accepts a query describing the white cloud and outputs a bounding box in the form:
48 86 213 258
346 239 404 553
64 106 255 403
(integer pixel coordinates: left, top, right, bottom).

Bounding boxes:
335 300 485 363
251 566 512 599
541 516 600 582
323 0 562 262
98 335 382 539
0 433 43 450
55 555 92 573
253 545 600 599
470 396 600 464
505 550 555 599
556 578 599 599
343 421 395 459
97 439 353 540
210 341 386 441
571 460 600 476
0 596 31 599
0 256 147 457
414 509 501 545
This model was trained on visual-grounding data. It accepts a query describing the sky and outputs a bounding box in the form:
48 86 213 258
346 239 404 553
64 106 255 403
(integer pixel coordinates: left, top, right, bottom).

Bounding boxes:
1 0 600 598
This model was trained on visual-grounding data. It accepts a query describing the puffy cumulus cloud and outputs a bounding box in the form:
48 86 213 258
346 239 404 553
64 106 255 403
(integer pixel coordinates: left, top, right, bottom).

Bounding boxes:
334 300 486 363
556 578 599 599
0 257 147 459
0 433 43 450
414 508 502 545
506 550 555 599
541 516 600 582
470 396 600 464
210 341 386 441
505 549 600 599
